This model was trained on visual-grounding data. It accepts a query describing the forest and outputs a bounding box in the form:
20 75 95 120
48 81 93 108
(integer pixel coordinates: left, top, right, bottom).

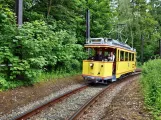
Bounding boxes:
1 0 161 118
0 0 161 88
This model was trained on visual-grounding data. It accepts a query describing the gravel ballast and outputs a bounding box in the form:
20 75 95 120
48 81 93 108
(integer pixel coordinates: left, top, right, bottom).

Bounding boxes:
0 84 83 120
79 76 136 120
79 75 153 120
30 85 105 120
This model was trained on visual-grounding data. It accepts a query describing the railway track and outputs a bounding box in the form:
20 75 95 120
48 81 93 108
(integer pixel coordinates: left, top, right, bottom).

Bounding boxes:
14 85 88 120
13 72 141 120
68 71 141 120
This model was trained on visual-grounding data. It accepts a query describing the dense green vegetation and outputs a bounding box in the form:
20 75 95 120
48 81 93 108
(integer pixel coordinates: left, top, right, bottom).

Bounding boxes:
0 3 87 90
0 0 161 91
141 59 161 119
1 0 161 118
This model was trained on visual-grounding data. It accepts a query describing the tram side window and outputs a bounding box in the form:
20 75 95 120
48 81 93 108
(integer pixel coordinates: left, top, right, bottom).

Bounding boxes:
120 51 124 61
132 53 134 61
125 52 128 61
129 53 132 61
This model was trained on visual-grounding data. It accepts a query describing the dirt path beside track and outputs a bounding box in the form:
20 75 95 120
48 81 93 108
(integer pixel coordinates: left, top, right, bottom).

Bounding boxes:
101 77 153 120
0 75 84 117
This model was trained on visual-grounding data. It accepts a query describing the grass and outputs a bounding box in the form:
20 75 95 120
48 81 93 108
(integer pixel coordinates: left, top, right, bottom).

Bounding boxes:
34 70 81 83
0 78 25 91
140 59 161 119
0 70 81 91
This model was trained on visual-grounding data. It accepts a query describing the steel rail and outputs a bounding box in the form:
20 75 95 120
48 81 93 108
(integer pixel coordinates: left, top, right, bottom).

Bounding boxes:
68 72 141 120
68 84 111 120
14 85 88 120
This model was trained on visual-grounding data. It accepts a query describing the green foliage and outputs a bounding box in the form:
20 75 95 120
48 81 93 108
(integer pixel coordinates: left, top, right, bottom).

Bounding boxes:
0 5 36 84
0 77 9 90
137 62 142 68
23 0 113 44
141 59 161 118
0 76 30 91
87 0 112 37
16 20 86 73
0 5 87 90
0 0 15 9
0 4 16 44
35 70 81 83
1 0 161 92
24 11 44 22
111 0 160 62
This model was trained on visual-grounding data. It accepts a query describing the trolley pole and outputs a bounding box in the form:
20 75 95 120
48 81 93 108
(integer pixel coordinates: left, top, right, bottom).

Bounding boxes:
16 0 23 26
141 34 144 64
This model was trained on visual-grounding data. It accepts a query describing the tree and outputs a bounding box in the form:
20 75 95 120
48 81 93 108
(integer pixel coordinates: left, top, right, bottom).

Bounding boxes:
112 0 160 61
87 0 112 37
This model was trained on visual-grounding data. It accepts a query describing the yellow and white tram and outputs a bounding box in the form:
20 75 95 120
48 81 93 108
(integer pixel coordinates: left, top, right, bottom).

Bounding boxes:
82 38 136 83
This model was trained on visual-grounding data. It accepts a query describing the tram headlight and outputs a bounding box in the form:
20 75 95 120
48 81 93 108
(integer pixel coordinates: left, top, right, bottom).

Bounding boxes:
90 63 94 67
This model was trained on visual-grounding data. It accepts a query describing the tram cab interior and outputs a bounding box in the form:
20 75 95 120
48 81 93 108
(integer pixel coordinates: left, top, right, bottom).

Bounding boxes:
88 47 116 73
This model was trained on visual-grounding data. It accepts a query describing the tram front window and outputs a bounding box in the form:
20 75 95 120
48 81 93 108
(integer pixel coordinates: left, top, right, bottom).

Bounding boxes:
87 48 95 60
95 50 104 61
88 48 104 61
87 48 115 61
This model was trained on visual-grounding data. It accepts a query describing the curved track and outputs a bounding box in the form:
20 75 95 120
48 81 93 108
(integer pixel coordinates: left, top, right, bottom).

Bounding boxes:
14 85 88 120
14 71 141 120
68 72 141 120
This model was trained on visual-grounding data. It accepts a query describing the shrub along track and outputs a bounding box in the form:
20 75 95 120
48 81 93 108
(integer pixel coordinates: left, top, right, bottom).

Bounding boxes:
13 72 141 120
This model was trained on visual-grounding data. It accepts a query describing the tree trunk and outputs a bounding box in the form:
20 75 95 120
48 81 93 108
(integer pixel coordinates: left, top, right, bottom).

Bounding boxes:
47 0 52 17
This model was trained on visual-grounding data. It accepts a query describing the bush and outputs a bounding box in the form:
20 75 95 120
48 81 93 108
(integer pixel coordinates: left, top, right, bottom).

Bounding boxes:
0 6 87 90
141 59 161 118
137 62 142 68
16 20 86 72
0 77 9 90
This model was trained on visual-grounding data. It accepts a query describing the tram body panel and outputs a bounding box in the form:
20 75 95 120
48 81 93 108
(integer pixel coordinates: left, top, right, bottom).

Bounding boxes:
115 48 136 78
82 61 113 82
83 60 113 77
116 61 136 78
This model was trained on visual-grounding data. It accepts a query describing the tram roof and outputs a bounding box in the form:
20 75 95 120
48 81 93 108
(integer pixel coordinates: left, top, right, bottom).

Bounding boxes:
84 38 136 52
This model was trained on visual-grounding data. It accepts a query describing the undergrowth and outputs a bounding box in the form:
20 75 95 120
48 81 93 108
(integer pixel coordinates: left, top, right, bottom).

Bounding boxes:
35 70 81 83
137 62 142 68
0 70 81 91
141 59 161 119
